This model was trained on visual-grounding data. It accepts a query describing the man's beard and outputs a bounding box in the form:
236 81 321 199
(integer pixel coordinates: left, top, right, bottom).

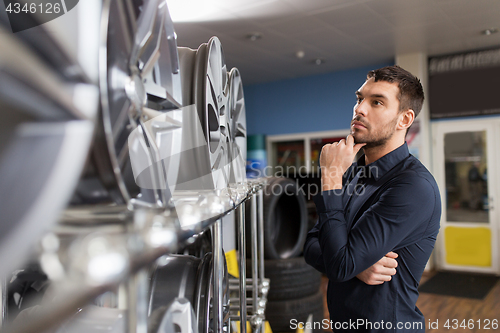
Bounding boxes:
352 116 398 149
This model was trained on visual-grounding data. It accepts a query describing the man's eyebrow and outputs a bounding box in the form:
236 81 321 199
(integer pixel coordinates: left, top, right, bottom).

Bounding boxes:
355 91 389 100
371 93 388 100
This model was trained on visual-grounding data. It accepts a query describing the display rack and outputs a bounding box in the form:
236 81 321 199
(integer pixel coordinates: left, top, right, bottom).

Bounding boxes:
0 1 264 332
2 180 268 333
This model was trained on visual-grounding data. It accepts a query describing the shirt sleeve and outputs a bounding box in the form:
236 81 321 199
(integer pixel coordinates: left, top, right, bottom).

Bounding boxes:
314 173 436 283
303 220 326 274
303 166 355 274
303 188 344 274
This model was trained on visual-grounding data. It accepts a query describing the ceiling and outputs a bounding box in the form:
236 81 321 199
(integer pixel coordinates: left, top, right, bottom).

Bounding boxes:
168 0 500 85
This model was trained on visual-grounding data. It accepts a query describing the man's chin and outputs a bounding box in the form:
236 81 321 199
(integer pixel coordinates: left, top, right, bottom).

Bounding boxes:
352 134 366 145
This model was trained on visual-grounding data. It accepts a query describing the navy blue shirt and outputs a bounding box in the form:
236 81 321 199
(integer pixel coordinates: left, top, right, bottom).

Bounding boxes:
304 142 441 332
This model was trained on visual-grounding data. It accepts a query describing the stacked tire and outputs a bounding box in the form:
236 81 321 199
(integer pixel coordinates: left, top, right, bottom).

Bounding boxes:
249 177 324 332
264 257 324 332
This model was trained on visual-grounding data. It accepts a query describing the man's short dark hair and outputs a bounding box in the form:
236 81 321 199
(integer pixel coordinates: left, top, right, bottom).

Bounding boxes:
367 65 424 118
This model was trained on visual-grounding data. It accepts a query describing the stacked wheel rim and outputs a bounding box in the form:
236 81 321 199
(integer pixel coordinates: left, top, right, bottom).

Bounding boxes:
228 68 247 184
94 0 183 207
176 37 246 191
193 36 230 190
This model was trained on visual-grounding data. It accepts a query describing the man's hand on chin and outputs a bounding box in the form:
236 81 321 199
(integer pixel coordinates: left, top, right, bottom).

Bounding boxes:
320 134 365 191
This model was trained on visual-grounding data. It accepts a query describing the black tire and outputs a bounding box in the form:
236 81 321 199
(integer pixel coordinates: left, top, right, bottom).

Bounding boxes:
246 256 321 301
266 291 325 332
247 177 308 260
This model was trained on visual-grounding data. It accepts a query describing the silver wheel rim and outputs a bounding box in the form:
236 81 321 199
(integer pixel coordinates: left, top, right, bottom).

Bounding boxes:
97 0 182 207
194 37 230 190
228 68 247 184
195 253 229 333
0 16 98 277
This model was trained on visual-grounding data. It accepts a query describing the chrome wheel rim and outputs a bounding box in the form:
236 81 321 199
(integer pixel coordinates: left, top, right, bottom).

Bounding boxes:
96 0 182 207
195 253 229 333
0 11 99 277
193 37 230 190
228 68 247 184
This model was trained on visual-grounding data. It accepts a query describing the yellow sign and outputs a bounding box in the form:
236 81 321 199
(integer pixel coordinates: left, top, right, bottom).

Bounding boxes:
235 321 251 333
445 226 491 267
225 249 239 278
235 321 273 333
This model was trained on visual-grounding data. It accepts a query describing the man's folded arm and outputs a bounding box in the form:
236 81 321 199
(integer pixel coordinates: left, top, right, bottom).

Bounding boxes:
314 175 436 283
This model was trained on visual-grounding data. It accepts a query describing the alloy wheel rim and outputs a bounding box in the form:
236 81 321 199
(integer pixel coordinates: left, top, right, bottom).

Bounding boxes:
98 0 182 207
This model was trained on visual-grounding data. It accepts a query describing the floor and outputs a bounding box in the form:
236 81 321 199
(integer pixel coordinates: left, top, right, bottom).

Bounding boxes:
320 271 500 332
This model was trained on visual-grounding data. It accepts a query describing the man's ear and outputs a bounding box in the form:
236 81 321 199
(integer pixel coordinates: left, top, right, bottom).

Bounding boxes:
398 109 415 131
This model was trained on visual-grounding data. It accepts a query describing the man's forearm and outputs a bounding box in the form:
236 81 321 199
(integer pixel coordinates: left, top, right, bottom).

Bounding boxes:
321 176 343 191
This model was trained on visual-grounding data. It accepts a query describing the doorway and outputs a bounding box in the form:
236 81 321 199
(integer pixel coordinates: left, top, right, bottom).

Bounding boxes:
432 118 499 274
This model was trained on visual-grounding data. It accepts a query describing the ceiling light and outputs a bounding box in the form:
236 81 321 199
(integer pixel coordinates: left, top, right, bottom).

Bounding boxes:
482 28 499 36
313 58 325 65
166 0 280 22
167 0 228 22
296 50 305 59
246 32 263 41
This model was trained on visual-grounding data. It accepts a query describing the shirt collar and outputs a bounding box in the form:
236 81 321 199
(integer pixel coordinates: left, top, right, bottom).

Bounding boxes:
355 142 410 181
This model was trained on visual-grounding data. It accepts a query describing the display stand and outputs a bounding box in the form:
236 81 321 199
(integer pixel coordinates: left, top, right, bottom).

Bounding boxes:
1 180 267 333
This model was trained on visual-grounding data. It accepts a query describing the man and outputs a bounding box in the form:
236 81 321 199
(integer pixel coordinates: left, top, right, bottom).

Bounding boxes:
304 65 441 332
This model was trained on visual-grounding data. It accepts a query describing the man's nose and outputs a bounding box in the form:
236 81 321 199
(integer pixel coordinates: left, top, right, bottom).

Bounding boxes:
353 101 367 118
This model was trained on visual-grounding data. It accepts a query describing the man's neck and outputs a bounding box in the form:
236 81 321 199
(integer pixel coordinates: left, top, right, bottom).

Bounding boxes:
363 139 405 165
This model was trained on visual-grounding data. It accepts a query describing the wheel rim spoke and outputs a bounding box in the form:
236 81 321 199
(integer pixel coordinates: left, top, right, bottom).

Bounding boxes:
131 0 164 76
213 149 223 171
235 122 246 138
117 143 131 169
106 0 135 127
109 0 134 59
112 101 133 141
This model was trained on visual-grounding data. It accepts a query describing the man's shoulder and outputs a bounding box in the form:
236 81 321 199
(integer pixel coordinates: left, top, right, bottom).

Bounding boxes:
405 155 437 180
390 155 440 193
